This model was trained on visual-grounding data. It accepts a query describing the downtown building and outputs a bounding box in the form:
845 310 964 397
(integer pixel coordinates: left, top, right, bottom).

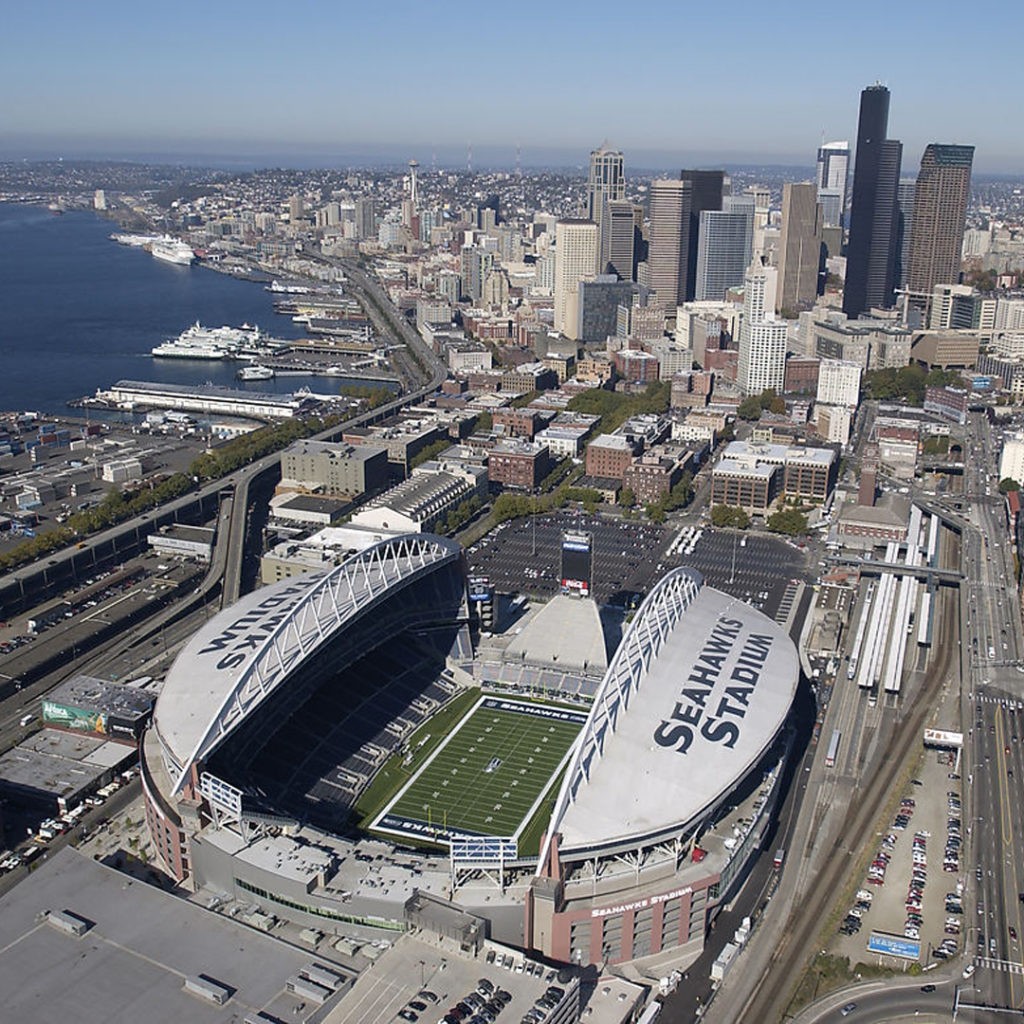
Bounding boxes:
904 144 975 318
647 179 690 309
694 196 755 302
737 262 788 395
554 219 599 338
586 144 634 281
681 170 726 301
816 141 850 229
776 183 824 314
843 85 903 318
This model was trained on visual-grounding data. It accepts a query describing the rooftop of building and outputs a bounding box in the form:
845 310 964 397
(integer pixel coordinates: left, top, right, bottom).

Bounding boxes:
153 523 216 544
0 731 135 801
275 493 352 515
713 458 778 480
45 674 155 721
491 439 548 456
588 433 633 451
286 438 387 460
0 848 339 1024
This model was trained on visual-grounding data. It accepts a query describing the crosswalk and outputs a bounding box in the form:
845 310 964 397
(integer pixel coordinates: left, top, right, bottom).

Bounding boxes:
972 693 1024 707
774 581 800 627
975 956 1024 974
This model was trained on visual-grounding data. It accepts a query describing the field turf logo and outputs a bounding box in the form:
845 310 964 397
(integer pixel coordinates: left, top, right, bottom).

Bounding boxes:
653 616 774 755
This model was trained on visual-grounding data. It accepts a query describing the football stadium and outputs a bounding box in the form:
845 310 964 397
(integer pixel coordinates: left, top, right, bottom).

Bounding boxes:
141 532 800 968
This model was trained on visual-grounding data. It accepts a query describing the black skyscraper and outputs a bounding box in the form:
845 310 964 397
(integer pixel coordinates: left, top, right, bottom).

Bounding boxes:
843 85 903 318
680 169 725 302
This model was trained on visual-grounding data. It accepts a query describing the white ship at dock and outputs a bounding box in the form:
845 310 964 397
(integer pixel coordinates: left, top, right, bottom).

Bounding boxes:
152 322 290 361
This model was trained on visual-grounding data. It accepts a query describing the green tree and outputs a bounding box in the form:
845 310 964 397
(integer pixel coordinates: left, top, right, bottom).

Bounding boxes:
409 438 451 469
737 396 763 420
862 364 930 405
767 508 809 535
925 367 962 388
999 477 1021 494
619 486 636 509
710 504 750 529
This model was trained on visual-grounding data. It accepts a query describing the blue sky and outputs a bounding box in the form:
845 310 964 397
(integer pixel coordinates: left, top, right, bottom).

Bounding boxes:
3 0 1022 172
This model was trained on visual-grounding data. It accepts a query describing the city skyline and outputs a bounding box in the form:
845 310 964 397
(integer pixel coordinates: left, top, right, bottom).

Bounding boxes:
4 1 1022 173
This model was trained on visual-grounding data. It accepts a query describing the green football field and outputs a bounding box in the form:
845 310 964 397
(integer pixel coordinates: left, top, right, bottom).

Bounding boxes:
372 696 586 844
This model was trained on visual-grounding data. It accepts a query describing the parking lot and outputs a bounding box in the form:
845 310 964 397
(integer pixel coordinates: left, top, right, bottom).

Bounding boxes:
328 934 571 1024
679 530 809 621
832 745 964 965
467 513 673 606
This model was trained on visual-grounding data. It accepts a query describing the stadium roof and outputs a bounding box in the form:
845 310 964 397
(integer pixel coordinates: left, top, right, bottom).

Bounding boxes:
503 595 607 675
541 568 799 861
152 534 462 795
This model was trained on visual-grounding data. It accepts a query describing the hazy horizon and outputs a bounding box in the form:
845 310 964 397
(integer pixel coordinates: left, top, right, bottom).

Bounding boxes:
5 1 1024 175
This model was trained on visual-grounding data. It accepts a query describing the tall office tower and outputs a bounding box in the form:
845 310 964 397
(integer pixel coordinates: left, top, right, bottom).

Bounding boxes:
776 183 824 314
354 198 376 240
905 144 975 310
647 179 691 309
816 141 850 228
587 144 626 278
895 180 916 289
601 198 636 281
694 196 754 301
554 219 599 337
680 170 726 300
843 85 903 318
587 144 625 221
738 261 788 395
288 194 305 223
747 185 772 262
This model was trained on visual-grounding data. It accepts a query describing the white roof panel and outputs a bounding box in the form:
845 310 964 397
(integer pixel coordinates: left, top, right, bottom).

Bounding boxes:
557 584 798 851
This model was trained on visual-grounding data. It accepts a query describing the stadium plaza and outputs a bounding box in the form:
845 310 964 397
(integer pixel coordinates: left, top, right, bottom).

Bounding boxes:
141 532 799 970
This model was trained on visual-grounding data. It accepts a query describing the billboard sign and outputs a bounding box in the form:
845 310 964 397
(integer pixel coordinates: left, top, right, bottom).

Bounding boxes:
867 932 920 960
42 701 108 735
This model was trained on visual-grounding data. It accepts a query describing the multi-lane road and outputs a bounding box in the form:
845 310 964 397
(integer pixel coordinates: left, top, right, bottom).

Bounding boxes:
953 412 1024 1013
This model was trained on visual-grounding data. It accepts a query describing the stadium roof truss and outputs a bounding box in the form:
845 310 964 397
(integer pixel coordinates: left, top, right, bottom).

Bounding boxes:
536 568 703 874
169 534 462 796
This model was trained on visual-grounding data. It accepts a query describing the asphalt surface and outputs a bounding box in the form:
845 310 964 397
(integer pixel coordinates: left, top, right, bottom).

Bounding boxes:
466 512 673 606
466 511 810 620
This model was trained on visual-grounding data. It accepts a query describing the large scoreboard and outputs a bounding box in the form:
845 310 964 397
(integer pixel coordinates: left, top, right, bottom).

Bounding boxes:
560 531 593 597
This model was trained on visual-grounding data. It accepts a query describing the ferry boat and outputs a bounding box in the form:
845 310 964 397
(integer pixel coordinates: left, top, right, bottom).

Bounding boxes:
152 322 290 361
237 365 275 381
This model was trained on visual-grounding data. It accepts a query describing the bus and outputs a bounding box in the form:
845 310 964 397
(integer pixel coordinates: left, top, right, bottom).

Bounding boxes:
825 729 841 768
